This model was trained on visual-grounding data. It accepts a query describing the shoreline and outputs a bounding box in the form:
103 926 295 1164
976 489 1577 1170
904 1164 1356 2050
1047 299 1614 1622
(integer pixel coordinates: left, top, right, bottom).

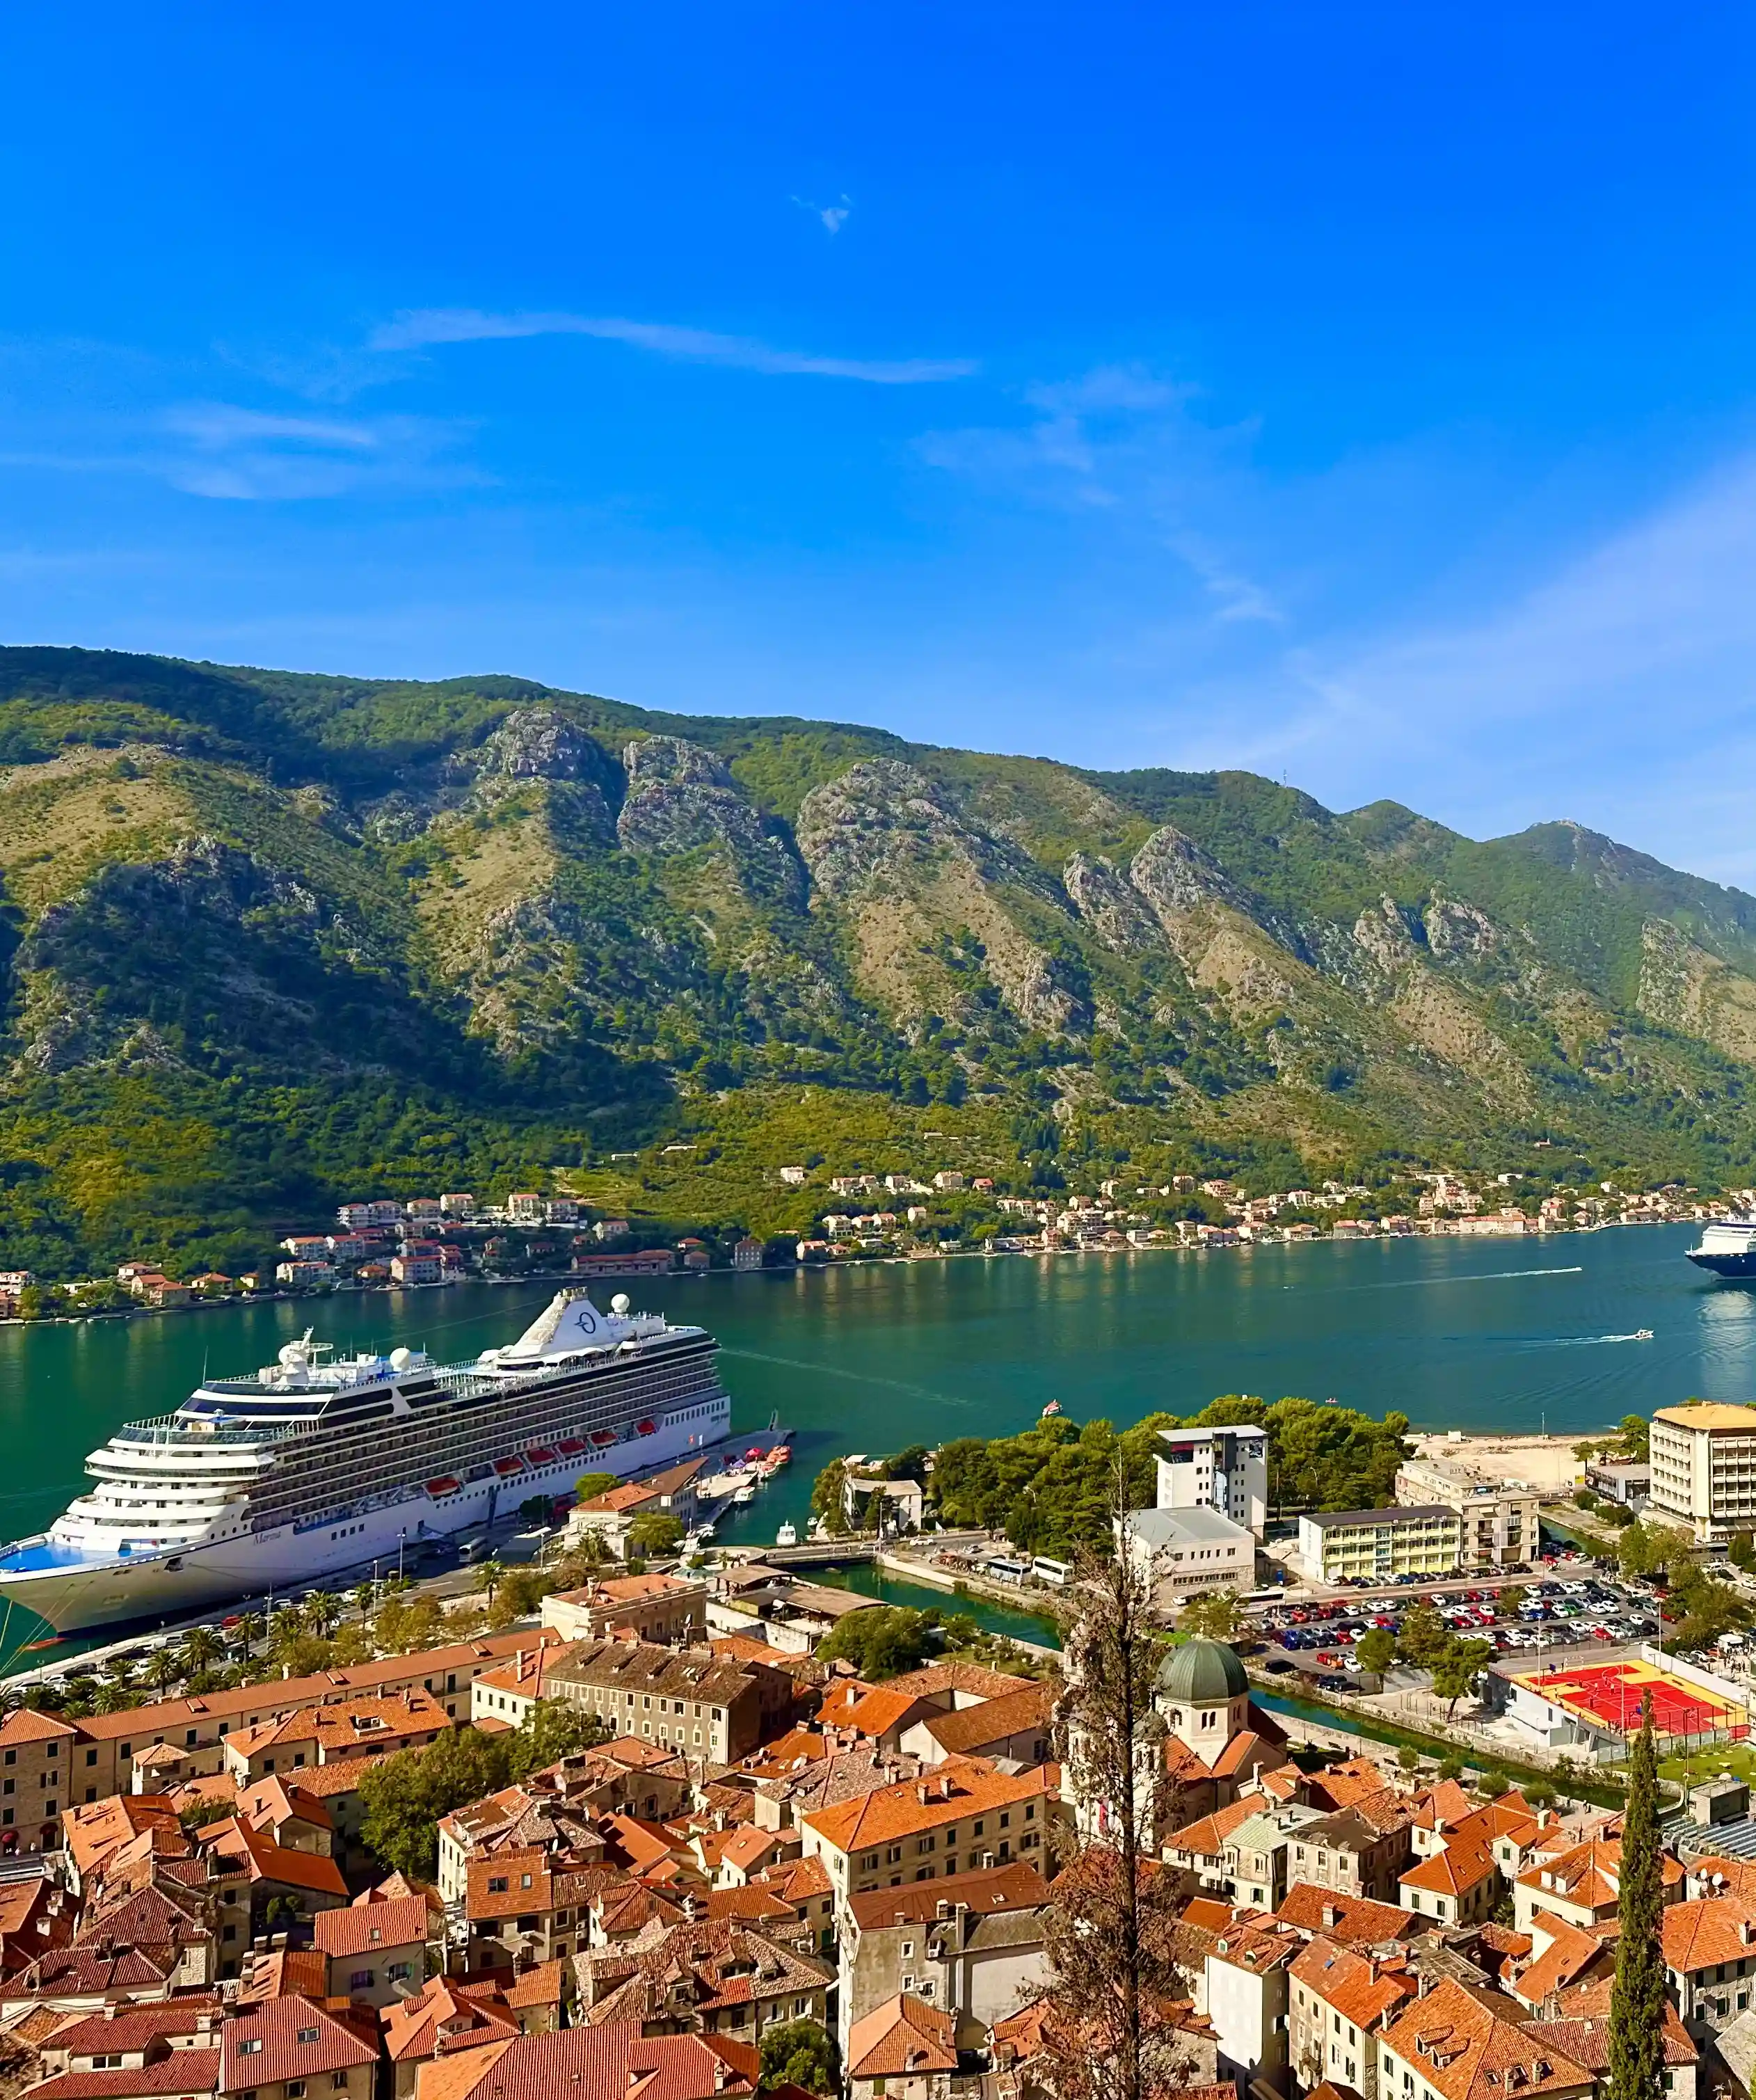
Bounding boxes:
0 1210 1697 1333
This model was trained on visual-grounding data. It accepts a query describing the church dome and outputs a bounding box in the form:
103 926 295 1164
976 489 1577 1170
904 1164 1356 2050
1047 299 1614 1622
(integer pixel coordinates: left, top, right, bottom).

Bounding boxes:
1156 1637 1248 1704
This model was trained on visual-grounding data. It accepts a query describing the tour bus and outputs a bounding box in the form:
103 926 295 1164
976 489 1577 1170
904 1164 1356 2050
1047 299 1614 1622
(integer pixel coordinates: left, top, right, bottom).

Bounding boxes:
987 1556 1031 1584
1031 1556 1072 1586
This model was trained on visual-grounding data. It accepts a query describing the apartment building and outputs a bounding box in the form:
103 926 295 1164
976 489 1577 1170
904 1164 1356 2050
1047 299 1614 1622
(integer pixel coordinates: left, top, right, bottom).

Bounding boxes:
479 1639 795 1763
1156 1425 1269 1536
1288 1939 1417 2100
1650 1403 1756 1544
1296 1506 1461 1585
799 1759 1055 1901
1394 1456 1539 1569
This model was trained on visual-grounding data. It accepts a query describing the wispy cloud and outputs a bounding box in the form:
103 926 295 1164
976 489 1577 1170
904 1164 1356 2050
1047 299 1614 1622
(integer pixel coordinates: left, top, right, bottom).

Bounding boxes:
792 192 852 234
920 362 1279 618
369 308 974 383
0 399 469 502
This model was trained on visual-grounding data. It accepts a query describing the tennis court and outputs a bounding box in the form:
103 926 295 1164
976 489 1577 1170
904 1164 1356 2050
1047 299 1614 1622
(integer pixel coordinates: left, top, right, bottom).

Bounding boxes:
1515 1655 1747 1747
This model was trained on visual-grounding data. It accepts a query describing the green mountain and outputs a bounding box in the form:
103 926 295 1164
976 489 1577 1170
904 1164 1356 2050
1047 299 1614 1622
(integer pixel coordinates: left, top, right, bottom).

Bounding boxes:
0 642 1752 1278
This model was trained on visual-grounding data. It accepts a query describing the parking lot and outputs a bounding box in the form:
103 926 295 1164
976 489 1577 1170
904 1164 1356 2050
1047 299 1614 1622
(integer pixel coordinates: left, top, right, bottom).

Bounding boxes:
1243 1552 1669 1694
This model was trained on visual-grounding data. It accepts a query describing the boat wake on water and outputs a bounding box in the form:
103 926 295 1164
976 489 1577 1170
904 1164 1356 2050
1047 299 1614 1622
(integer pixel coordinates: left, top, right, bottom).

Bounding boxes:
717 1347 955 1406
1310 1265 1585 1294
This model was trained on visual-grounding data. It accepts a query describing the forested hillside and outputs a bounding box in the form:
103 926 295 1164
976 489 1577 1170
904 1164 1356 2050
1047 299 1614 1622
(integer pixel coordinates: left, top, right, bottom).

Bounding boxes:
0 644 1753 1278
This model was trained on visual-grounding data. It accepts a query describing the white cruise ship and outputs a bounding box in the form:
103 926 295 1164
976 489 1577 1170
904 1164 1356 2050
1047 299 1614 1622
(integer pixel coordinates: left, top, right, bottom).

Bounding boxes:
0 1290 729 1635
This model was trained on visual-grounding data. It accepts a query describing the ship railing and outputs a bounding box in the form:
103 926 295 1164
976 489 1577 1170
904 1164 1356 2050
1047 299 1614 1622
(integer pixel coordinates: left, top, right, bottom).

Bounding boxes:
113 1416 303 1449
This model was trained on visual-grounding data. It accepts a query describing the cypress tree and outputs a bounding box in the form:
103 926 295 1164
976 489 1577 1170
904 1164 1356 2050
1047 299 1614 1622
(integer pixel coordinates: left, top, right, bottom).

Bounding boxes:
1608 1699 1666 2100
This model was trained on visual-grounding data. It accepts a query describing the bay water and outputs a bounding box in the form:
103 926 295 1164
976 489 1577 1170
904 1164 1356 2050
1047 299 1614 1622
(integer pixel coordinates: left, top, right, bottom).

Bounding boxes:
0 1222 1744 1589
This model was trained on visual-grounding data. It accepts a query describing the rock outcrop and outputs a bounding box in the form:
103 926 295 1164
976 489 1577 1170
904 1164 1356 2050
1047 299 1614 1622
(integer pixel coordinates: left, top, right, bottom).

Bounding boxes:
616 737 804 905
1062 851 1166 955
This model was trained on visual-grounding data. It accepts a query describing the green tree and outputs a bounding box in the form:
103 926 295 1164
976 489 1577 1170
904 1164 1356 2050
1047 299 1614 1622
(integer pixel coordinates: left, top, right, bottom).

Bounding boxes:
626 1513 685 1558
574 1471 620 1502
815 1605 939 1681
1437 1753 1465 1782
1498 1584 1528 1618
1430 1636 1493 1720
505 1698 612 1782
1355 1628 1396 1680
1730 1532 1755 1572
1396 1600 1450 1669
1176 1593 1240 1643
1607 1699 1666 2100
1618 1415 1652 1463
177 1626 224 1678
1618 1519 1691 1583
758 2019 837 2095
1396 1747 1421 1774
357 1726 511 1881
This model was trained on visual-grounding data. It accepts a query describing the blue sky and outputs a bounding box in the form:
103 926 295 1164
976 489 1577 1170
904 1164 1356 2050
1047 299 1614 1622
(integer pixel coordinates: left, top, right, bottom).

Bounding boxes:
4 6 1756 877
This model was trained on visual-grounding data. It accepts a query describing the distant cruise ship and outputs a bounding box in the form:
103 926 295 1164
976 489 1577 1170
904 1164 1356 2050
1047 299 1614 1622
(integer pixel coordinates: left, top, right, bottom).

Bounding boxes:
0 1291 730 1634
1687 1219 1756 1280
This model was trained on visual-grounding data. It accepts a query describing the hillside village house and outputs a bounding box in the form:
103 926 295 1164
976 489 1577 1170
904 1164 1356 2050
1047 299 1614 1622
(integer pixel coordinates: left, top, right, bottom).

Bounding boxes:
798 1760 1055 1900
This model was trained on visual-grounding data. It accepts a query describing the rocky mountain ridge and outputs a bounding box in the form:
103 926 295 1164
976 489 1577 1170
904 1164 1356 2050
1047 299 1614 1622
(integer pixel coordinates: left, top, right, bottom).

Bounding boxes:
0 645 1751 1273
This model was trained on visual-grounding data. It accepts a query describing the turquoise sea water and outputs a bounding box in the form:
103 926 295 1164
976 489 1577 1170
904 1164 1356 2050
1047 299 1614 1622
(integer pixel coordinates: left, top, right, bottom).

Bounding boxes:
0 1223 1745 1572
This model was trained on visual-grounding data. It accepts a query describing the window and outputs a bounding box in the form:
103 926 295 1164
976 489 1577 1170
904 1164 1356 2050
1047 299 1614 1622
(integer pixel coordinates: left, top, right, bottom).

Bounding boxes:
84 1749 96 1767
288 2084 308 2099
296 2028 319 2044
351 1969 374 1989
238 2038 264 2057
488 1877 509 1893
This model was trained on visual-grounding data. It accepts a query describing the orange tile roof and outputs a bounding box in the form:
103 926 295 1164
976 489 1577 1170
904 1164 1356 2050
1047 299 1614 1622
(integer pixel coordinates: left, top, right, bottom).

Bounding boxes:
799 1756 1051 1854
313 1893 433 1960
62 1795 182 1879
1507 1918 1614 2007
1661 1893 1756 1974
1290 1939 1417 2033
1163 1795 1261 1859
838 1687 933 1740
1400 1839 1496 1898
1381 1976 1593 2100
847 1994 959 2080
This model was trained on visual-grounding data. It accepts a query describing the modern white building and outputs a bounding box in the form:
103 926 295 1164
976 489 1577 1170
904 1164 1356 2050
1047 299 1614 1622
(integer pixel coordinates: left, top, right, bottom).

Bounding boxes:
1119 1504 1256 1609
1156 1424 1268 1536
1650 1402 1756 1544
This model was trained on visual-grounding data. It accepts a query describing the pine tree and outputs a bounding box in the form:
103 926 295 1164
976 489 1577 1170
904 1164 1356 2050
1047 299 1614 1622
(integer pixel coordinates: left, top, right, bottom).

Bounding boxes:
1608 1699 1666 2100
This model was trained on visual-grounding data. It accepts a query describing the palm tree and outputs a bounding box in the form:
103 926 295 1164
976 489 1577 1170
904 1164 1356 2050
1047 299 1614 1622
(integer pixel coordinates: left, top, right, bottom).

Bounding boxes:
143 1647 183 1699
476 1558 503 1608
349 1582 375 1623
234 1612 264 1659
306 1592 340 1639
179 1627 223 1678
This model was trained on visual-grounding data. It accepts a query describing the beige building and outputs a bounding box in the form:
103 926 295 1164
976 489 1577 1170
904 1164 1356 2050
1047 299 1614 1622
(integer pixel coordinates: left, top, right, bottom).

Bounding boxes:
1296 1505 1461 1585
539 1572 707 1644
1394 1456 1538 1568
474 1637 795 1763
1650 1403 1756 1543
1119 1505 1256 1607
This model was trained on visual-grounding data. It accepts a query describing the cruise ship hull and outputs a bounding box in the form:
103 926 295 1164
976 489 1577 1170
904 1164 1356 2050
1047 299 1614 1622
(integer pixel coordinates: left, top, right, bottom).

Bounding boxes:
0 1383 726 1636
1687 1250 1756 1279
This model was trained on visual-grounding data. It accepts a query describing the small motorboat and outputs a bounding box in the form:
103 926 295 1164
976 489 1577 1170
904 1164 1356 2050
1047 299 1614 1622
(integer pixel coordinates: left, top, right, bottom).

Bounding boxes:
733 1481 757 1504
1634 1328 1654 1340
775 1522 798 1548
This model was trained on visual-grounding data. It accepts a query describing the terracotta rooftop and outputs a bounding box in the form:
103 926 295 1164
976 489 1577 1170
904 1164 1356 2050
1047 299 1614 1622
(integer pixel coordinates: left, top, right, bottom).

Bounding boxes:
849 1861 1048 1930
312 1893 433 1960
799 1756 1052 1853
1380 1975 1593 2100
847 1993 959 2080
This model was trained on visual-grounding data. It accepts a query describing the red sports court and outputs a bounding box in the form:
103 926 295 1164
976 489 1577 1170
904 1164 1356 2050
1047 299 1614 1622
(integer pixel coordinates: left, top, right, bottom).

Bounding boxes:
1517 1655 1746 1744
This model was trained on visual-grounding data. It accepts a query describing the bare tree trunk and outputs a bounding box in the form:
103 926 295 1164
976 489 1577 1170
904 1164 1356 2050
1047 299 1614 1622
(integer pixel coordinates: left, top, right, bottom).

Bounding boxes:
1040 1460 1188 2100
